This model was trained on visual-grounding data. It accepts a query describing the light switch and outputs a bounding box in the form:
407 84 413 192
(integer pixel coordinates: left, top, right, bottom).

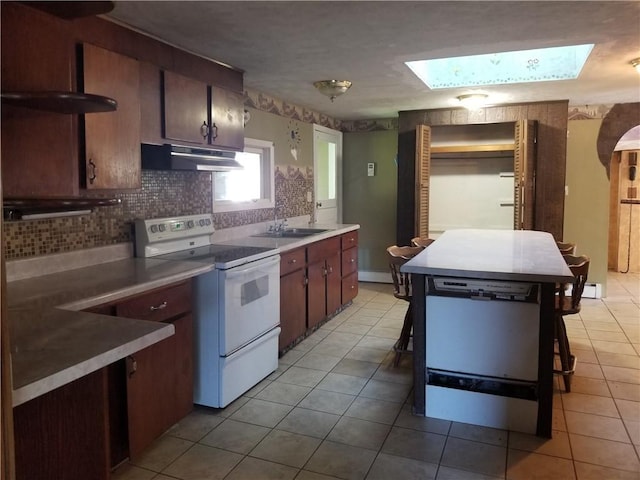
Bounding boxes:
367 162 375 176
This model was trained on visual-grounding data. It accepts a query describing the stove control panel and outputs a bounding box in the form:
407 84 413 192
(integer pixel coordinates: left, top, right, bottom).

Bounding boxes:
135 214 215 256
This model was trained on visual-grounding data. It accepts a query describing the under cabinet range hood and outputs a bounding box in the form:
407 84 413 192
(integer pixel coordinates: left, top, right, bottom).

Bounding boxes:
141 143 243 172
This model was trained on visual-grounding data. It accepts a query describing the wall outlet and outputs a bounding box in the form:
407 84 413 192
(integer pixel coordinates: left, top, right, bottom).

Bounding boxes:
306 191 312 202
367 162 375 176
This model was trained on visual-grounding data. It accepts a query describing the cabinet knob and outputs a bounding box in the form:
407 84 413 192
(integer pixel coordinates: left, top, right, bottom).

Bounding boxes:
289 259 297 264
88 159 97 185
304 277 309 286
350 258 355 263
150 301 168 311
210 122 218 140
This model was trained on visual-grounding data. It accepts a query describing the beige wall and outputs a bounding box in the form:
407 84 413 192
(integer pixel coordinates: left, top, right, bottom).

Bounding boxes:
244 108 313 167
343 130 398 274
564 119 609 293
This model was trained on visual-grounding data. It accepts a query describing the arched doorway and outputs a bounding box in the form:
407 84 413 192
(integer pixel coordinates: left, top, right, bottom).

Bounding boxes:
608 125 640 273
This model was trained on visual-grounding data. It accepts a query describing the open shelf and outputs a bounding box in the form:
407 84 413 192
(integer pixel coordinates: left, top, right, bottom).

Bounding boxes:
430 143 515 154
1 92 117 114
3 197 122 220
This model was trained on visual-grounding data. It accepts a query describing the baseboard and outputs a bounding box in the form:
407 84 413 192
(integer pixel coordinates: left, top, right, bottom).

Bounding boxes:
582 283 602 299
358 271 392 284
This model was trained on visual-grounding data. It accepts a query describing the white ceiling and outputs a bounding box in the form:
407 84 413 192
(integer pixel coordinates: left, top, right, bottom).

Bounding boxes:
107 1 640 121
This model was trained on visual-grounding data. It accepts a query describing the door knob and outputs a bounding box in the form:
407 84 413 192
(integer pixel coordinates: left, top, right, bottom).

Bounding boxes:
316 201 323 208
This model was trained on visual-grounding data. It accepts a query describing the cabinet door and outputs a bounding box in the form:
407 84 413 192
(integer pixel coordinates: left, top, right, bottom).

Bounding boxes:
125 337 174 459
307 260 327 330
82 43 141 190
279 269 307 352
162 70 209 145
326 253 342 317
211 86 244 150
13 369 110 480
172 313 194 424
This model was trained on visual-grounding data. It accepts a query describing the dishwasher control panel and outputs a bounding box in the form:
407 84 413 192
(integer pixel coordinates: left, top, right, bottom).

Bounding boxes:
428 277 539 302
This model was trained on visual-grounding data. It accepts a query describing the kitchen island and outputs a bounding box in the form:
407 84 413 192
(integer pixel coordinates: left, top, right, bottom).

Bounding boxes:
402 229 573 437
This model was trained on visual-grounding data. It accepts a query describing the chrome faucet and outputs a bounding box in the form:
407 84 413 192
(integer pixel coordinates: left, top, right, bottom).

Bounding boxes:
269 204 287 232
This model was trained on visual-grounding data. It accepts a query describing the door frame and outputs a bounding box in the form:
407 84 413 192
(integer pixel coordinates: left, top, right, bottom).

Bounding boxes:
313 124 343 223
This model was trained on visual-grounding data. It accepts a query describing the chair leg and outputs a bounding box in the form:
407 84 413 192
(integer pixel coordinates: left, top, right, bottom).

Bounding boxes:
554 314 575 392
394 301 413 367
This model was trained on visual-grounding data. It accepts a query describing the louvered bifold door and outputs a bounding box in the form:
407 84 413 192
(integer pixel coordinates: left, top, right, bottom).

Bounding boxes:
415 124 432 238
514 120 537 230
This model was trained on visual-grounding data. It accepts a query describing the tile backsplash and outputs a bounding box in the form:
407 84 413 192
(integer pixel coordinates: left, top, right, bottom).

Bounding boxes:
4 168 312 260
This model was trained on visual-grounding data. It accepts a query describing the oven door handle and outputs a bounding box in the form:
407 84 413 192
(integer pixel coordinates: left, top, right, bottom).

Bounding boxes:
223 255 280 280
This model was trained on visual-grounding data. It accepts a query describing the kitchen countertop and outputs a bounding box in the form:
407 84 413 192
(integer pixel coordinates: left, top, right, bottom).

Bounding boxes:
402 229 574 283
8 258 213 407
7 224 359 407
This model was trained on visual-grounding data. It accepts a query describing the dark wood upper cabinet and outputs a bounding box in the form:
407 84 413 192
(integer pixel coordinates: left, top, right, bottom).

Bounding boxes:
81 43 141 190
162 70 244 151
162 70 209 145
1 3 78 198
211 86 244 151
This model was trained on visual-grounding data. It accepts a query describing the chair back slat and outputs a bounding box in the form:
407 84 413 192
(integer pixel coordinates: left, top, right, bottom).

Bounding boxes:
387 246 422 301
557 241 576 255
411 237 435 249
558 255 590 314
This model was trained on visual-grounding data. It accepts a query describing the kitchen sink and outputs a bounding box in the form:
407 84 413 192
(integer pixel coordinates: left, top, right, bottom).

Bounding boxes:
252 228 328 238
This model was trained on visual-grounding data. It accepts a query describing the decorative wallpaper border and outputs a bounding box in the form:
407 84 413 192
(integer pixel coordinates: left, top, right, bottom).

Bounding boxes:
568 104 614 120
244 88 341 131
275 165 313 180
246 87 609 128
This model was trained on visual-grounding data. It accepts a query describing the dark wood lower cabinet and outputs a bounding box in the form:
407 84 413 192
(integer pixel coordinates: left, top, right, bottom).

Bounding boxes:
13 369 110 480
279 268 307 351
279 233 358 353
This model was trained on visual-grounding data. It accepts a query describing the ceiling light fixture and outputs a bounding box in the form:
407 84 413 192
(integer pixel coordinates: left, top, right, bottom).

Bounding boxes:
457 93 489 109
313 80 352 102
631 58 640 73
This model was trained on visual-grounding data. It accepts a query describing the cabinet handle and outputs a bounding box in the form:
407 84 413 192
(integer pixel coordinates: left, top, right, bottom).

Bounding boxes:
150 301 168 311
316 201 323 208
210 122 218 140
88 159 97 185
350 258 355 263
289 259 297 264
200 121 209 139
322 267 327 277
303 277 309 286
127 355 137 377
327 266 333 274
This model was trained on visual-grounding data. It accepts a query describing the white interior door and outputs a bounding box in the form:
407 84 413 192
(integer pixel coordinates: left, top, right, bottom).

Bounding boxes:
313 124 342 224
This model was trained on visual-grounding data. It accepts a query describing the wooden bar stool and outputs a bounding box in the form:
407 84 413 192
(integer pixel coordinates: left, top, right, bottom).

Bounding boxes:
411 237 435 249
556 241 576 255
554 254 589 392
387 245 424 367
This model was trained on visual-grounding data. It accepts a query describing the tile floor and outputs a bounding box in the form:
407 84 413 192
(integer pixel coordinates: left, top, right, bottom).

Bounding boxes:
114 272 640 480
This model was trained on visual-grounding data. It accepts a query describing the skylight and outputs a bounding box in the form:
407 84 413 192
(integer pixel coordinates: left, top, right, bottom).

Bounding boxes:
406 44 594 89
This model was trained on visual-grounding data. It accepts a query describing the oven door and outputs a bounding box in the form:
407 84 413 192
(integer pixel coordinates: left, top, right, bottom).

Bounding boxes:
218 254 280 355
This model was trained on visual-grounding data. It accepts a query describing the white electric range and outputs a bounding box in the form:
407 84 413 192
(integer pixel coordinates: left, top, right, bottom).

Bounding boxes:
135 214 281 408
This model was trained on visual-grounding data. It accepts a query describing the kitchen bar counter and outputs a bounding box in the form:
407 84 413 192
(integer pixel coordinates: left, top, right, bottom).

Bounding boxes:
8 258 213 406
401 229 573 282
402 229 573 437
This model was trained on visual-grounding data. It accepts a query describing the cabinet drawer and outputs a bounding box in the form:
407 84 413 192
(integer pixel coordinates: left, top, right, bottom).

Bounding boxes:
307 237 340 264
342 246 358 276
280 248 306 276
341 231 358 250
342 271 359 304
116 281 191 322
